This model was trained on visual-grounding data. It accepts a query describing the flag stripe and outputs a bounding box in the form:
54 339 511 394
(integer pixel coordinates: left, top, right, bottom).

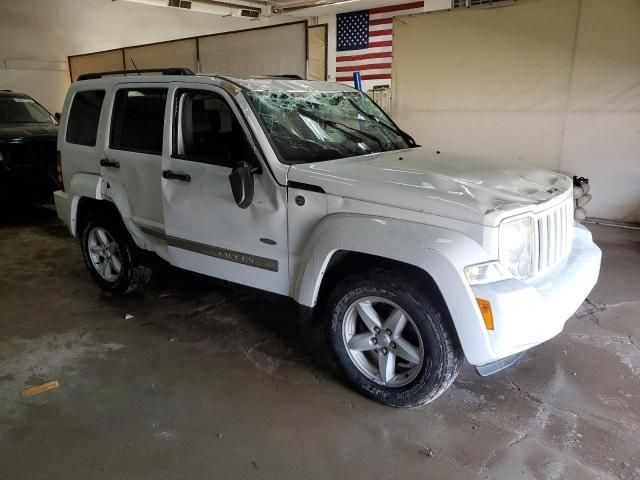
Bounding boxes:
369 1 424 14
336 73 392 81
369 35 393 43
337 46 392 57
338 55 393 65
369 18 393 26
338 60 391 70
336 51 392 63
338 67 392 76
336 63 392 72
369 22 391 31
369 29 393 37
370 8 424 20
368 40 393 48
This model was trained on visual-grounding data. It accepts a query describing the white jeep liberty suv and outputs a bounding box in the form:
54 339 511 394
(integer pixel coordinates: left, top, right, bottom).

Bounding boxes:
54 69 602 407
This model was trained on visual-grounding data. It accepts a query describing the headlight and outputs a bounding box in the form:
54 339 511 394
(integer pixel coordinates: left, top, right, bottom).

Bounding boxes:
499 216 534 279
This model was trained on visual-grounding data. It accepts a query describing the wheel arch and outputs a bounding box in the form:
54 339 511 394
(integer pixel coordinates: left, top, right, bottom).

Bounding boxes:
68 173 133 238
75 197 124 239
290 213 497 366
315 251 456 338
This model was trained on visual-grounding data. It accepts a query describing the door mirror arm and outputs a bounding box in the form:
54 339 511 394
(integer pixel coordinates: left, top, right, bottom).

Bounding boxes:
229 161 255 209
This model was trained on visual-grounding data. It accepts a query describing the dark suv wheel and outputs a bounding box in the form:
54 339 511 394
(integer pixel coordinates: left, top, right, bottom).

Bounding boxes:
80 214 151 295
325 270 463 407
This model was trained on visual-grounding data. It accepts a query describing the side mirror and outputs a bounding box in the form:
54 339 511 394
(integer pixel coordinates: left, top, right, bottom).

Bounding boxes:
54 112 61 122
229 161 254 209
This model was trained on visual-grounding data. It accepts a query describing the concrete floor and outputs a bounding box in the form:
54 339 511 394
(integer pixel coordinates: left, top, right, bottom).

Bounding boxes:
1 206 639 480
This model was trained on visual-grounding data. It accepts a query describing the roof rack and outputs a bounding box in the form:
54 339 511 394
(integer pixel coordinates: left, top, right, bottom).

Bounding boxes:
77 68 194 81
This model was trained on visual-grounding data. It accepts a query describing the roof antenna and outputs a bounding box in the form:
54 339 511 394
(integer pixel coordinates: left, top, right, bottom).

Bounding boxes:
130 58 141 75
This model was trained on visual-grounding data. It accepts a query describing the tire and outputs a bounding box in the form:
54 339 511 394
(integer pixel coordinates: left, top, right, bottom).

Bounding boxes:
325 270 463 408
80 215 151 295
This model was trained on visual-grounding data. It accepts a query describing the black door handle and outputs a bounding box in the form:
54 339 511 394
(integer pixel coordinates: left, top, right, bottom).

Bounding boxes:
162 170 191 182
100 159 120 168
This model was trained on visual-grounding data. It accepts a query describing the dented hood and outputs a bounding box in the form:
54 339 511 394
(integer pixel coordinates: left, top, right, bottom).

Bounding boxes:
287 147 572 226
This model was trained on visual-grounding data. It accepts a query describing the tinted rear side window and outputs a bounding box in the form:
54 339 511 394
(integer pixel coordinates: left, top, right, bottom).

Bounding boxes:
110 88 167 155
66 90 105 146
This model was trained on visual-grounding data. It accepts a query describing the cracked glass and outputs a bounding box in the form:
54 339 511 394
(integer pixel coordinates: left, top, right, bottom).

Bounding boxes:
246 90 411 165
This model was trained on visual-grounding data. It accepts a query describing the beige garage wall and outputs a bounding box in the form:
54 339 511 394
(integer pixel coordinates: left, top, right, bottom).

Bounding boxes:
393 0 640 222
199 23 307 78
561 0 640 222
69 50 125 82
124 38 198 72
308 25 328 81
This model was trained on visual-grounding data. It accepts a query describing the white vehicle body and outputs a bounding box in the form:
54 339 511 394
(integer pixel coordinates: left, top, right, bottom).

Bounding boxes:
54 73 601 372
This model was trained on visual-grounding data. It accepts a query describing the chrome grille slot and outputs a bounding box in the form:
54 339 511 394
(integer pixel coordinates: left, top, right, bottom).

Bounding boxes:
533 198 573 275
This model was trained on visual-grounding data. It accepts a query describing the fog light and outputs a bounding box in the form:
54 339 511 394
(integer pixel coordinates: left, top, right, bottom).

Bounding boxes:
477 298 494 330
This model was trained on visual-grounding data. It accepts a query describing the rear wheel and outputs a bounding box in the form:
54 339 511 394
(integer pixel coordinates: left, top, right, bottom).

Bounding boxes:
80 216 151 294
325 270 463 407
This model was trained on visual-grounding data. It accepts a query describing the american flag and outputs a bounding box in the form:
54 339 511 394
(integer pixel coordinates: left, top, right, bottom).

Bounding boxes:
335 1 425 82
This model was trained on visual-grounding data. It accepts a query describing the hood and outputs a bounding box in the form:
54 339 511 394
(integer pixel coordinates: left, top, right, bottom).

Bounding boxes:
288 147 572 226
0 123 58 143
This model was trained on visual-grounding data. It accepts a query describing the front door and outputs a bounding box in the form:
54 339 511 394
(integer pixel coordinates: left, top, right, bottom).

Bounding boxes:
161 84 289 296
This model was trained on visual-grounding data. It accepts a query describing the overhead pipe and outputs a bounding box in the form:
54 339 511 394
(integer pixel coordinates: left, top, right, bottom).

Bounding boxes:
274 0 360 14
116 0 354 15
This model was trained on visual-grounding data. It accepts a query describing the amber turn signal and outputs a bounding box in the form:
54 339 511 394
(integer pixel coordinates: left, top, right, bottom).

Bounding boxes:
476 298 494 330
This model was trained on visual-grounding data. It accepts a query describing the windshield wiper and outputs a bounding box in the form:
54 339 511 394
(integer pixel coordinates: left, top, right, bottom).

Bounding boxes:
300 109 385 152
347 99 418 148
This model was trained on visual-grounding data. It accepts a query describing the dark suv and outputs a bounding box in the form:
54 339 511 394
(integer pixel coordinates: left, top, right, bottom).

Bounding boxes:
0 90 60 201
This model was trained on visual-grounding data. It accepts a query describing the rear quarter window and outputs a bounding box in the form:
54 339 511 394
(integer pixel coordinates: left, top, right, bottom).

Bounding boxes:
65 90 105 146
110 88 168 155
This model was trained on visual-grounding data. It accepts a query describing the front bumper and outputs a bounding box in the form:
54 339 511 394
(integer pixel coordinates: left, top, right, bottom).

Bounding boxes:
471 224 601 368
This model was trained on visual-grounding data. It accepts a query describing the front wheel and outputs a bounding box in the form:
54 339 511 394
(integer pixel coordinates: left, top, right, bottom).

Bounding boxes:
325 271 463 407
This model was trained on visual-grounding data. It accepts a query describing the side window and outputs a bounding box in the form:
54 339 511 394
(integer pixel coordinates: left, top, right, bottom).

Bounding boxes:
174 90 256 168
66 90 105 146
110 88 167 155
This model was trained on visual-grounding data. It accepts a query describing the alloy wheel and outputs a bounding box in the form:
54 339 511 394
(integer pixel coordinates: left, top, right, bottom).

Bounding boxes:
342 296 424 387
87 227 123 282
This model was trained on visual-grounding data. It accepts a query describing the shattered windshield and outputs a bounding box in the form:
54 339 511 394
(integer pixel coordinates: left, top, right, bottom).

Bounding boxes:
246 90 411 164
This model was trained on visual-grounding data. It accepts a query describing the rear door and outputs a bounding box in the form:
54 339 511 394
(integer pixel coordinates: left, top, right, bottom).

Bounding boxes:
102 84 168 232
161 84 289 296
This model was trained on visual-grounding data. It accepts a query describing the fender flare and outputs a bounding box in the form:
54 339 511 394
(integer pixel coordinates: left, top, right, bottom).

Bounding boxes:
68 173 103 236
291 213 496 365
68 173 134 239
